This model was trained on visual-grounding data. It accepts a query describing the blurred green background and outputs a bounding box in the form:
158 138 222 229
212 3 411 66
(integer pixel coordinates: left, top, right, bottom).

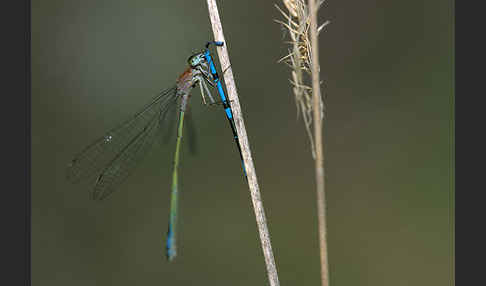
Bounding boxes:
31 0 454 285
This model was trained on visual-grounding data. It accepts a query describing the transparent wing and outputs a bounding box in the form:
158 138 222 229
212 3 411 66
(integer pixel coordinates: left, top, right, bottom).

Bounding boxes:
159 100 177 146
91 111 161 200
160 102 198 157
67 86 179 199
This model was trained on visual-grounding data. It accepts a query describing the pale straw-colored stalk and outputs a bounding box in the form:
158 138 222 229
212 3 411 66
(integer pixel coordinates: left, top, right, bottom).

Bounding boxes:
276 1 330 286
206 1 280 286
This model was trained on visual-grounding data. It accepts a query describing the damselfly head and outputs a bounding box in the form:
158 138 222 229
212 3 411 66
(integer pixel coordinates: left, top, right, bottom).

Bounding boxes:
187 52 206 68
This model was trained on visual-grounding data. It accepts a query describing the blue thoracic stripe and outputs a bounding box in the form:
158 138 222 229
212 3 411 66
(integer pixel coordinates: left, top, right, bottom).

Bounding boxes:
204 41 247 177
217 83 227 103
225 107 233 119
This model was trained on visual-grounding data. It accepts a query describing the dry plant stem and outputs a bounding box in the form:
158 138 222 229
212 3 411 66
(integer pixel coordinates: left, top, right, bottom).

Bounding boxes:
205 1 280 286
308 0 329 286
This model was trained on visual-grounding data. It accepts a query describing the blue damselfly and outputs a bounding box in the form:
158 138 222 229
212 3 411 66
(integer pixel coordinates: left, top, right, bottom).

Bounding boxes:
67 42 243 261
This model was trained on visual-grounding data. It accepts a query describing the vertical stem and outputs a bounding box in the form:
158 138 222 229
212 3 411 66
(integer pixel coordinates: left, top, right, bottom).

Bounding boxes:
308 0 330 286
205 1 280 286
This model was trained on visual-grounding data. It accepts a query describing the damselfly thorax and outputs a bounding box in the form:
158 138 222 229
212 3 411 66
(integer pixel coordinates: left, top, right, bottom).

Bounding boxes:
176 52 216 107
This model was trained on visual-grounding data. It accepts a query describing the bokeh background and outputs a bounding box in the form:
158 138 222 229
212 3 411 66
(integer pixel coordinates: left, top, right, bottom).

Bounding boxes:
31 0 454 285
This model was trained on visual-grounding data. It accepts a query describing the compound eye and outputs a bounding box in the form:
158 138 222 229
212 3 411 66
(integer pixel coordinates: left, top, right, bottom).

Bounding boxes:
188 53 206 67
187 55 197 67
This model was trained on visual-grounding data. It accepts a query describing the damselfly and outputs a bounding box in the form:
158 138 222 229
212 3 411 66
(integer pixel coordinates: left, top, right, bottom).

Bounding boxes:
67 42 242 261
